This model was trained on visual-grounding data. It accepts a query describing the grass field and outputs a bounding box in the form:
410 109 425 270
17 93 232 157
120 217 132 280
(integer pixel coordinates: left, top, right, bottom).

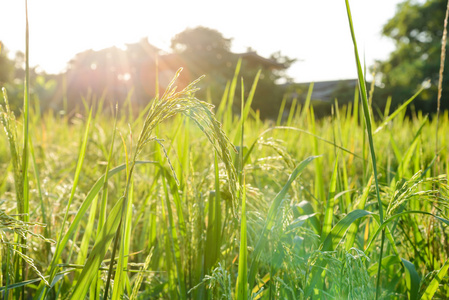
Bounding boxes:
1 1 449 299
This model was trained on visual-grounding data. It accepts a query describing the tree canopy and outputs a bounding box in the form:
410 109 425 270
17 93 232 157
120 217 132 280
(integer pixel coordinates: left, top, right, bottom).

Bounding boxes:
376 0 449 113
170 26 296 118
1 27 296 118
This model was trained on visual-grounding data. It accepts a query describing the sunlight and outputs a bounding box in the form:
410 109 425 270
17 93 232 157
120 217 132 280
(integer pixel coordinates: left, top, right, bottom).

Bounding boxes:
1 0 399 82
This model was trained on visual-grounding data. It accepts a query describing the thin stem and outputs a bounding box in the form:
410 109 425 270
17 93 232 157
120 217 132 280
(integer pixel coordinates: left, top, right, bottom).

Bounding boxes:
103 218 122 299
376 230 386 299
435 0 449 176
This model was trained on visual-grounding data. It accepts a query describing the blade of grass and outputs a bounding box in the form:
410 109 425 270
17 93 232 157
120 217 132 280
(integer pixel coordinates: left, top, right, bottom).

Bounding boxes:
29 138 49 240
233 70 261 146
299 83 313 122
344 2 385 298
236 181 248 300
322 209 374 251
111 181 134 300
204 155 222 276
75 193 99 278
161 168 187 299
345 175 373 250
276 95 287 126
422 258 449 299
321 155 339 243
226 58 241 126
374 86 424 134
22 0 30 224
401 258 421 300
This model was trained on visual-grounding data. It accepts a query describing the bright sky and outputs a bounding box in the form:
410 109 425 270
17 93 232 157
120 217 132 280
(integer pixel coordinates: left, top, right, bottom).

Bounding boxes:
1 0 402 83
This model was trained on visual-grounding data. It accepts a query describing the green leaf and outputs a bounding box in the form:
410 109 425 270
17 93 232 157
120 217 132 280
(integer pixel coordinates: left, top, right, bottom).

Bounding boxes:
345 175 373 250
292 200 320 233
321 156 339 243
374 87 423 134
422 258 449 300
322 209 374 251
236 183 248 300
401 258 421 300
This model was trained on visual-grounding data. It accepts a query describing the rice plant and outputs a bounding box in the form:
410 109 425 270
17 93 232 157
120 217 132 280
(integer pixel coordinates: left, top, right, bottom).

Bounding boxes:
0 0 448 299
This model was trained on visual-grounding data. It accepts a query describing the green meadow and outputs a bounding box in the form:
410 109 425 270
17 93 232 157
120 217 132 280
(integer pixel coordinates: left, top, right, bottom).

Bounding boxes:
1 1 449 299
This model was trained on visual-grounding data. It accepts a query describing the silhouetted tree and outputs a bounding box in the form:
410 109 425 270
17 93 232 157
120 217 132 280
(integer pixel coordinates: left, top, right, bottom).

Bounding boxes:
376 0 449 113
171 26 296 118
0 42 15 86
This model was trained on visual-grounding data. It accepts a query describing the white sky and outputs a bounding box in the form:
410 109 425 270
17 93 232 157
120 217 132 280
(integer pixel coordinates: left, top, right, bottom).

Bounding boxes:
1 0 402 82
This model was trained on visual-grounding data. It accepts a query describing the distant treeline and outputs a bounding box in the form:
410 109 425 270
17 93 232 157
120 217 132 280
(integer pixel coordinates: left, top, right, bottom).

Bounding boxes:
2 0 449 119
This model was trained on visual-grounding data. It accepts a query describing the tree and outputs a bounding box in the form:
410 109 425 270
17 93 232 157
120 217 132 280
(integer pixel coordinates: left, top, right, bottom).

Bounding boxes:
0 42 15 86
376 0 449 113
171 26 296 118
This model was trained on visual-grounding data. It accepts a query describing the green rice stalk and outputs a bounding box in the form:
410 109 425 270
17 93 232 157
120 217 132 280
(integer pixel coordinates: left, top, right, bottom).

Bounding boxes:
276 95 287 126
395 116 428 180
22 0 30 225
129 247 154 300
98 105 118 234
0 89 23 218
161 168 187 299
309 106 325 204
374 86 424 134
70 196 125 299
334 100 351 212
74 193 99 278
111 181 134 300
29 138 49 241
321 155 340 242
204 155 223 279
233 70 261 146
236 181 248 300
299 83 314 122
216 81 230 122
226 59 241 126
286 98 297 127
344 2 385 298
103 69 236 299
345 175 373 250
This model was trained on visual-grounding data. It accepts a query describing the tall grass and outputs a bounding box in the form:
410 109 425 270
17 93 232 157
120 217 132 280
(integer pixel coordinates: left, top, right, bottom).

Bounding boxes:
1 1 449 299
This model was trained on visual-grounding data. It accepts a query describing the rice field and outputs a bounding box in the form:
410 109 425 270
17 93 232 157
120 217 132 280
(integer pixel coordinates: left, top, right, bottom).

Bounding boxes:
1 1 449 299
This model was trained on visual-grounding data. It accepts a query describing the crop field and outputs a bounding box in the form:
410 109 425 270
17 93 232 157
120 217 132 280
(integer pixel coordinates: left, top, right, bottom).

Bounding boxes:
1 2 449 300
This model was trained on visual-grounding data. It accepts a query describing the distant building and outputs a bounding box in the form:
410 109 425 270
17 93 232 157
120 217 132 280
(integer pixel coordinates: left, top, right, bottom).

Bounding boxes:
289 79 358 103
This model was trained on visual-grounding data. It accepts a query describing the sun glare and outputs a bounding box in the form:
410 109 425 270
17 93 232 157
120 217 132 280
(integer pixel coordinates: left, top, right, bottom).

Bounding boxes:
1 0 399 82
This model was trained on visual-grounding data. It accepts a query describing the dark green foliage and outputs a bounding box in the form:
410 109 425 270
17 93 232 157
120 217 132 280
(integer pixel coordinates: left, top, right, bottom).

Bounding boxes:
376 0 449 113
